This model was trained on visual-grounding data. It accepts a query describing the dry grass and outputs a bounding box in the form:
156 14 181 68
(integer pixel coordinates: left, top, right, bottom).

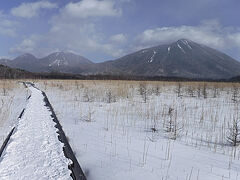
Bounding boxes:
36 79 240 152
0 80 28 145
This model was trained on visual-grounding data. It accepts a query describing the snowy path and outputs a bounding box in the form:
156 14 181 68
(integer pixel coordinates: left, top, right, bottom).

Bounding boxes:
0 85 72 179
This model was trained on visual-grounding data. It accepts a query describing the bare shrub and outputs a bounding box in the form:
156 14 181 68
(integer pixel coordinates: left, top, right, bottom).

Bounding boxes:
2 87 7 96
232 86 238 103
151 116 158 133
202 83 207 99
106 90 116 103
187 86 195 97
154 85 161 96
83 89 90 102
139 83 148 103
197 85 201 98
227 118 240 146
165 108 183 140
175 83 182 97
212 85 218 98
81 107 95 122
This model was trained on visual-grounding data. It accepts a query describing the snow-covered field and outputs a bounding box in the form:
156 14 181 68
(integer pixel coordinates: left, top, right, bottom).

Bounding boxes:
0 80 28 146
1 80 239 180
35 80 240 180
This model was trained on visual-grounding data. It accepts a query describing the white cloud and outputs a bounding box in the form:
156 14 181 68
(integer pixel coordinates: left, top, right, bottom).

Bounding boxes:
62 0 121 18
10 35 39 54
13 18 240 60
110 33 127 44
228 33 240 47
11 1 57 18
129 20 240 60
0 11 18 37
0 56 10 59
135 20 228 49
11 0 126 58
11 0 240 61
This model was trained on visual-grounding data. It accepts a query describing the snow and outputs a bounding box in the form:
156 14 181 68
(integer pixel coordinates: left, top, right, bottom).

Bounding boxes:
37 80 240 180
49 55 68 67
177 43 186 53
63 61 69 66
0 85 71 179
148 50 157 63
49 59 61 67
181 40 192 49
168 46 171 54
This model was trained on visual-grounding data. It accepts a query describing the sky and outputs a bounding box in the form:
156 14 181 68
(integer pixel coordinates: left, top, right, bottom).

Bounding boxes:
0 0 240 62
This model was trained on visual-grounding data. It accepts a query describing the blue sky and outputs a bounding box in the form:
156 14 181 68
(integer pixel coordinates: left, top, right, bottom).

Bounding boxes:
0 0 240 62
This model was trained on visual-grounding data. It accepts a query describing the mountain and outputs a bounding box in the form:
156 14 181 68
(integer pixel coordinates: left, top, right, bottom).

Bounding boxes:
98 39 240 79
0 53 40 72
1 39 240 79
0 52 94 74
39 52 94 73
12 53 39 72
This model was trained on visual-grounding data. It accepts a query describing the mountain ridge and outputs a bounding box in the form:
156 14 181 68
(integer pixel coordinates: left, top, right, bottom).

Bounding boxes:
94 39 240 79
1 39 240 79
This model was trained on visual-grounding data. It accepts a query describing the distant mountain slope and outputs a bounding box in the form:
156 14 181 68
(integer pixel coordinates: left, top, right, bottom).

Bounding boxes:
39 52 94 73
99 39 240 79
0 53 40 72
0 52 93 73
